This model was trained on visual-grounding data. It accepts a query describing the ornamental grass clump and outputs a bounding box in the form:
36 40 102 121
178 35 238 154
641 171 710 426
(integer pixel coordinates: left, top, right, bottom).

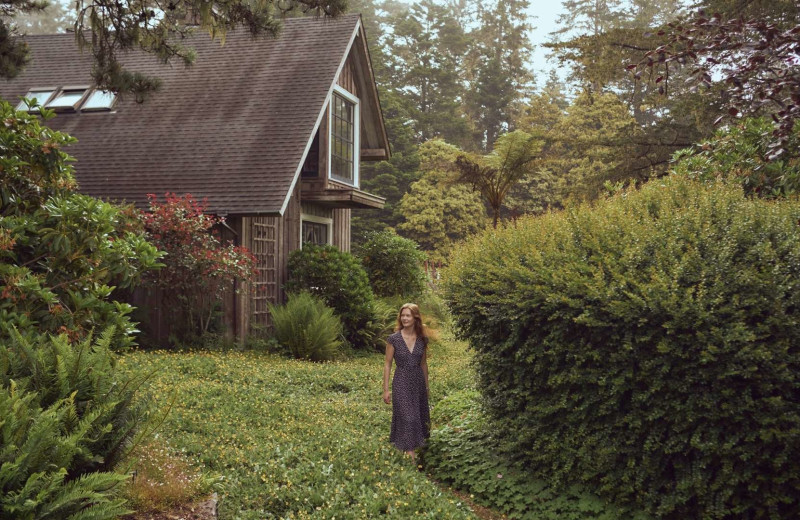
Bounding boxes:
443 175 800 519
268 292 343 361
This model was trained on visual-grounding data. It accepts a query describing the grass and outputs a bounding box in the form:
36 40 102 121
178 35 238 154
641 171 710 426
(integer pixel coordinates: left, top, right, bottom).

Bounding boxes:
119 332 478 519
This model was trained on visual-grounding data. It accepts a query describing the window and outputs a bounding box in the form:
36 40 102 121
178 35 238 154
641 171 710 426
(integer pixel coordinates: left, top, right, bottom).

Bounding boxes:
82 89 116 111
328 87 359 186
16 89 56 111
46 88 88 112
301 215 333 247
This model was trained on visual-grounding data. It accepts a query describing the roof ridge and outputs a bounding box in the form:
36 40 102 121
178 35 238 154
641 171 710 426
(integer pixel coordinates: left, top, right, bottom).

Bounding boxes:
20 13 362 40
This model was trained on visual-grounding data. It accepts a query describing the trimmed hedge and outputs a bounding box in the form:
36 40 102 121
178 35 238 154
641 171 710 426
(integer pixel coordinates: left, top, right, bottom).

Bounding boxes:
424 390 640 520
442 176 800 519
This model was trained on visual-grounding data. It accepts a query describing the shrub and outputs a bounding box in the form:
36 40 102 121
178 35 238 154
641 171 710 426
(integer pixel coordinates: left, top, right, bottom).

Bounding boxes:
672 117 800 198
138 193 256 342
424 390 640 520
286 245 376 350
443 176 800 518
0 101 162 349
354 230 427 298
0 328 150 519
268 292 343 361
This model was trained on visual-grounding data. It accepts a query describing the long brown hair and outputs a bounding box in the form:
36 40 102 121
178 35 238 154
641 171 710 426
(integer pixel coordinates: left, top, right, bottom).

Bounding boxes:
395 303 428 346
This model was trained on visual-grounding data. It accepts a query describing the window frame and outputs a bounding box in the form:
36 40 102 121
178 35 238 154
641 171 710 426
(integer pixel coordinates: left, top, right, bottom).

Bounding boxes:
16 88 58 112
81 89 117 112
300 213 334 248
327 85 360 188
46 86 91 112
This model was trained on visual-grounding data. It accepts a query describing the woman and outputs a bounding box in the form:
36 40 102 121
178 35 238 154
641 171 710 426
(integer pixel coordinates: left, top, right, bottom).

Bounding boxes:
383 303 430 461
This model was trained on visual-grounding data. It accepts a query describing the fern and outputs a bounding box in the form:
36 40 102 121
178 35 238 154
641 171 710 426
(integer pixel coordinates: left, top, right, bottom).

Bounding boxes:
1 327 148 519
269 292 343 361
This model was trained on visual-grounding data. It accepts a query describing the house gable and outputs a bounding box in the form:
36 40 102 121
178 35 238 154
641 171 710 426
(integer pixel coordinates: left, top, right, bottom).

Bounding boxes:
281 17 389 215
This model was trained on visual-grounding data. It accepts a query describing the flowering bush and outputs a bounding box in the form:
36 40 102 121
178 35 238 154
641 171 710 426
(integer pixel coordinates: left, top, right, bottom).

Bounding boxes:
139 193 256 341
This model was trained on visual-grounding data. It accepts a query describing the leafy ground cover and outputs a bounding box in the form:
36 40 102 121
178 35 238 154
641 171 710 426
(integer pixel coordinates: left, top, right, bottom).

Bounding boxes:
119 335 477 519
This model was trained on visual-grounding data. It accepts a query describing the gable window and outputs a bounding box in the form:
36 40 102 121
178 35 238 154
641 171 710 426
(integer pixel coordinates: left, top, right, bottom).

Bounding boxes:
329 86 360 187
16 89 56 111
82 89 116 111
301 214 333 247
46 88 89 112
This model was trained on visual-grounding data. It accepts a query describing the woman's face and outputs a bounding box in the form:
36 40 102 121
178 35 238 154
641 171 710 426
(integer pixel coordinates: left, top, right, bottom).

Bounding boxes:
400 308 415 329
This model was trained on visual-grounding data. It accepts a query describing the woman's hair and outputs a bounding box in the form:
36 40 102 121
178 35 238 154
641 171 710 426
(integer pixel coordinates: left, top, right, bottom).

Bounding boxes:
395 303 428 346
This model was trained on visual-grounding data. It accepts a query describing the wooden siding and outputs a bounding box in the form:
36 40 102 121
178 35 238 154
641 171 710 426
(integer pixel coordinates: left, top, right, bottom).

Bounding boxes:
332 208 351 252
282 183 302 302
337 53 358 95
319 109 330 189
301 202 333 219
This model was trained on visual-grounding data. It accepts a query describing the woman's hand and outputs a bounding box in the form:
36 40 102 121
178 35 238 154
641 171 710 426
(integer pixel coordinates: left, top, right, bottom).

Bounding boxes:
383 390 391 404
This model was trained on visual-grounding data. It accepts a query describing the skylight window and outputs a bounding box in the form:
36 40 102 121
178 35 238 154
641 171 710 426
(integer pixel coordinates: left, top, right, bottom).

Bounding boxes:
82 89 116 111
16 89 56 111
46 88 88 112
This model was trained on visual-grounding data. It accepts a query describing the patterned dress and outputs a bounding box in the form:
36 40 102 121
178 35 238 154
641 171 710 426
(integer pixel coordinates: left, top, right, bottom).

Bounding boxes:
388 331 430 451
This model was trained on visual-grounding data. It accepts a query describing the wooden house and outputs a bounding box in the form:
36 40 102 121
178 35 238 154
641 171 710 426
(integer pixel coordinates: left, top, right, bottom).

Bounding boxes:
0 15 389 340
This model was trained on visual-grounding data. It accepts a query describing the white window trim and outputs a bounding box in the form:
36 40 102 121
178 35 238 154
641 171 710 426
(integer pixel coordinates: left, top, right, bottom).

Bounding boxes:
16 87 58 112
300 213 334 248
328 85 360 188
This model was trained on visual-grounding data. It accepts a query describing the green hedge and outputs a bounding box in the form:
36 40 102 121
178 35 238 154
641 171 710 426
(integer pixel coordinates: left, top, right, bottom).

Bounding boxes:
424 390 639 520
286 245 378 350
442 176 800 518
354 230 427 298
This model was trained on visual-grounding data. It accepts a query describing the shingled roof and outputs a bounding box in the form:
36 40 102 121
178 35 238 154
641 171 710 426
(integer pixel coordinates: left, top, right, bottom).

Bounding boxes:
0 15 368 215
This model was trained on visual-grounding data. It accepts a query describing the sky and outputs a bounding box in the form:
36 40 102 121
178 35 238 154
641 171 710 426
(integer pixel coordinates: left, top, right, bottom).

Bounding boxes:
527 1 568 79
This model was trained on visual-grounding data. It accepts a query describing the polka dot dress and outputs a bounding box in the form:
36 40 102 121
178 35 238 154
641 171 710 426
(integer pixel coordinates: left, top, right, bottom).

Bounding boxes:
388 331 430 451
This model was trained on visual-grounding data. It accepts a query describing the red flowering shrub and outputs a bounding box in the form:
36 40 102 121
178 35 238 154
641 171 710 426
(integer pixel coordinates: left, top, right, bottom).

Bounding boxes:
139 193 256 340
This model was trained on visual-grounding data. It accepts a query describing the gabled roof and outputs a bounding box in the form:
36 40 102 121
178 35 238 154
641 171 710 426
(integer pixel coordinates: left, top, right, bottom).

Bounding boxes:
0 15 382 215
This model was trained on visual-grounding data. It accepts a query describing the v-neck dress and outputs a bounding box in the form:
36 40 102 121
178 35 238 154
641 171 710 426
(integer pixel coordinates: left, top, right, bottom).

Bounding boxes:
388 331 430 451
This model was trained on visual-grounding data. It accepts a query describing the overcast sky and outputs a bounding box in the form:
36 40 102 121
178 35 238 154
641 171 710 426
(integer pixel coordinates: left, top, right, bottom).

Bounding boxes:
527 2 569 84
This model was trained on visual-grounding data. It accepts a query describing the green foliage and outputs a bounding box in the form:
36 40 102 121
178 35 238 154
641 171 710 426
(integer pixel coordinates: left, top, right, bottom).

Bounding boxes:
545 91 641 203
138 193 255 342
354 230 427 298
443 175 800 518
455 130 543 227
286 245 377 350
383 0 473 147
268 292 343 362
398 140 488 263
425 390 643 520
118 339 479 519
1 328 150 519
672 117 800 198
0 100 162 349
